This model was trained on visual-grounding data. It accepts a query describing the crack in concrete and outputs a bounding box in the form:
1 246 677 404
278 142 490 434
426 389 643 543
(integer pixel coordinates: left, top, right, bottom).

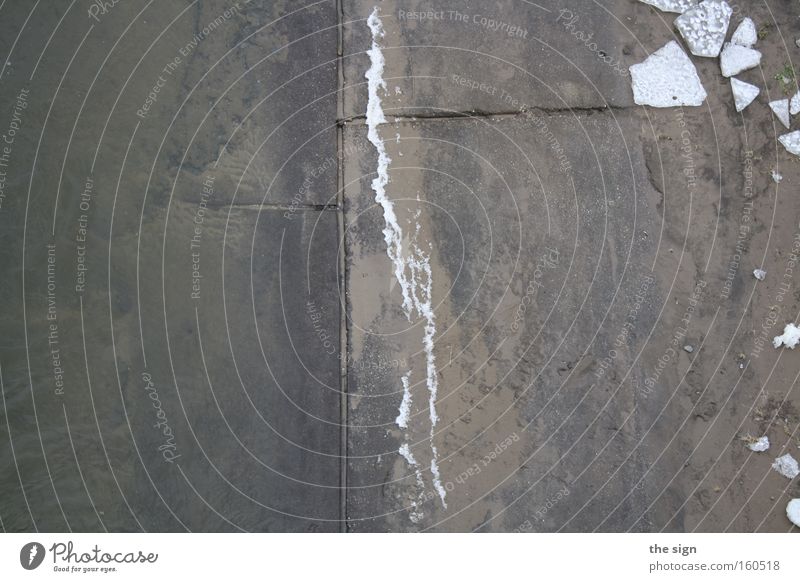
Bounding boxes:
335 0 349 534
338 104 630 125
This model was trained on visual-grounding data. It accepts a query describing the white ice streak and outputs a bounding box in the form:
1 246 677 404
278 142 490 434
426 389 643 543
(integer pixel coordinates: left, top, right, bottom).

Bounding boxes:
367 7 445 508
407 249 439 427
430 446 447 508
399 441 427 522
399 442 417 465
365 9 414 317
396 372 412 429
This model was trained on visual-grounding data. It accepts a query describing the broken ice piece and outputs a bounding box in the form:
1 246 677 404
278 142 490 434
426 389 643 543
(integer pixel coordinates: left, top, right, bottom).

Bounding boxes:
747 436 769 452
791 92 800 116
788 499 800 527
771 171 782 183
720 43 761 77
770 99 791 129
772 454 800 479
730 78 759 112
629 41 707 107
753 268 766 280
638 0 699 13
773 323 800 349
731 17 757 48
675 0 733 58
779 131 800 156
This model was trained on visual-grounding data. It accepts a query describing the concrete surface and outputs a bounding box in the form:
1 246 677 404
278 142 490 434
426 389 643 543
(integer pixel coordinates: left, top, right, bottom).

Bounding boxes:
1 0 799 533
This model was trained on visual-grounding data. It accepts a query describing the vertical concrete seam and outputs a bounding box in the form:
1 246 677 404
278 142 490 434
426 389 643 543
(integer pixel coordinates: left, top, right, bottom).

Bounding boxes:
335 0 348 534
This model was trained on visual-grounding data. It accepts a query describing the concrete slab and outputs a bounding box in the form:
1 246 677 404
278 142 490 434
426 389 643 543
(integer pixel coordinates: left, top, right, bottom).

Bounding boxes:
344 111 664 531
0 1 343 532
3 0 800 535
2 190 342 531
342 0 634 118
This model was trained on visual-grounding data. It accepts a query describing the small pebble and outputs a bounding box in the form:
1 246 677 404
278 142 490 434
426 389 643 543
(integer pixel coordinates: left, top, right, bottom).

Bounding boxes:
754 268 766 281
683 345 694 353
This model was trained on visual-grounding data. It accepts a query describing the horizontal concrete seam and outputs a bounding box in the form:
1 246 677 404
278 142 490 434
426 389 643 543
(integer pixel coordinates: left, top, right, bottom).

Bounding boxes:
338 105 632 124
198 203 340 212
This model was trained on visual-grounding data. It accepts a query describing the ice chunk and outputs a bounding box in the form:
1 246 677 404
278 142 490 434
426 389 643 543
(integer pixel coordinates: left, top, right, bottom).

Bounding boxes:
731 17 757 48
779 131 800 156
773 323 800 349
629 41 707 107
675 0 733 58
720 43 761 77
772 454 800 479
788 499 800 527
638 0 699 12
790 92 800 115
730 78 759 112
770 99 791 129
747 436 769 452
753 268 766 280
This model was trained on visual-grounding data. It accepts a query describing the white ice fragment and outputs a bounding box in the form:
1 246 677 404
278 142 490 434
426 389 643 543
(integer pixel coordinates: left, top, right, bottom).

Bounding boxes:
730 78 759 112
791 92 800 115
720 43 761 77
788 499 800 527
772 454 800 479
731 17 757 48
773 323 800 349
747 436 769 452
395 372 412 429
753 268 766 281
770 99 791 129
638 0 699 13
779 131 800 156
771 170 782 183
629 41 707 107
675 0 733 58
